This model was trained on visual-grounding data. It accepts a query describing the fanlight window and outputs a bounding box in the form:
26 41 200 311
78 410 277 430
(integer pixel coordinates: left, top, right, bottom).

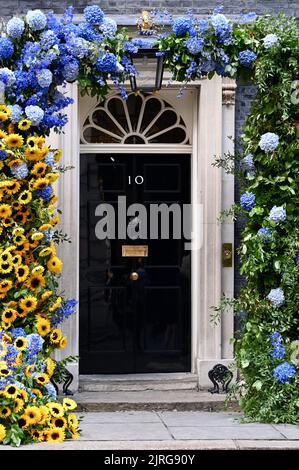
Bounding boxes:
81 92 189 145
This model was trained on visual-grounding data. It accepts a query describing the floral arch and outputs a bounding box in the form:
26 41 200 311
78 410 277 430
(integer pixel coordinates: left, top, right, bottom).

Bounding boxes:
0 4 298 446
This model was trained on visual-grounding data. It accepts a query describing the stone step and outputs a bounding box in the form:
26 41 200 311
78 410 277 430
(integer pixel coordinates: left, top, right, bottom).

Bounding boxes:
75 390 239 412
79 373 199 392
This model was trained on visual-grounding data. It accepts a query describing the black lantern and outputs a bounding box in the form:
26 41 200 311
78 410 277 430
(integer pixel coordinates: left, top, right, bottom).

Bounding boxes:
129 47 164 93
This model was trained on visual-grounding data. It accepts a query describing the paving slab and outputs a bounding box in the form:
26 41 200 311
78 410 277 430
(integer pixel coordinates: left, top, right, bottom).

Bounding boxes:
272 424 299 439
168 425 283 440
159 411 244 426
78 422 172 441
80 411 161 423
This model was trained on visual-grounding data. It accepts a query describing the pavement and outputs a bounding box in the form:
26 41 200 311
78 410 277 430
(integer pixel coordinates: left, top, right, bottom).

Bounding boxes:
2 411 299 450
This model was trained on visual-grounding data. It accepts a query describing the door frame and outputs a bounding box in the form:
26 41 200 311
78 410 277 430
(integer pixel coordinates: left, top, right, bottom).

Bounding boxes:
50 78 236 390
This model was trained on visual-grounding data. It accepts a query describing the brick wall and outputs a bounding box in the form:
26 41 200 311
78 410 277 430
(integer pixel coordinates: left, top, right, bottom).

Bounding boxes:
3 1 296 296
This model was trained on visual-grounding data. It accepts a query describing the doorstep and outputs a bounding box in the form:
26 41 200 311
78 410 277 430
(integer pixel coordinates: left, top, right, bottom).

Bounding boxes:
74 390 239 412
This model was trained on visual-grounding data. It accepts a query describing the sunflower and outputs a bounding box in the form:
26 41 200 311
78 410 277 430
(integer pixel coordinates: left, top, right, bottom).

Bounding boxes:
31 232 44 241
31 162 47 177
18 389 28 402
15 264 29 283
39 405 50 424
49 297 62 312
39 247 52 257
2 217 13 227
18 415 30 428
12 201 21 211
47 256 62 274
11 254 22 266
50 329 62 344
32 265 44 274
36 317 51 337
67 413 78 428
24 406 41 425
40 290 53 302
26 273 46 291
5 133 24 148
63 398 77 411
0 424 6 443
18 119 32 131
31 388 43 398
14 352 22 367
50 215 60 226
1 308 17 324
0 112 9 122
25 146 43 161
14 336 27 351
54 149 62 162
7 123 15 134
0 406 11 418
51 416 67 429
0 279 13 293
31 430 44 442
45 357 55 377
46 427 65 443
18 190 32 205
13 233 27 246
46 172 59 183
0 261 13 274
47 402 64 417
39 223 52 231
0 204 12 218
5 180 21 195
27 136 40 147
35 373 50 385
0 362 10 377
58 337 67 350
33 177 49 190
0 129 7 138
19 295 37 312
70 429 80 440
14 212 27 224
4 384 19 399
14 398 24 413
16 304 27 318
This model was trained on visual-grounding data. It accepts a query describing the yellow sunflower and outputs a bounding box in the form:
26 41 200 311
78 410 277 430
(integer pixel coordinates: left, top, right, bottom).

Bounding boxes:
50 215 60 226
46 427 65 443
0 362 10 377
18 415 30 428
49 297 62 312
47 256 63 274
50 329 62 344
0 406 11 418
13 233 26 246
40 290 53 302
11 254 22 267
39 223 52 231
47 402 64 417
15 264 29 282
0 261 13 274
39 247 52 257
25 365 34 378
14 398 24 413
26 273 46 291
32 265 44 274
31 232 44 241
46 357 55 377
31 162 47 177
18 190 32 205
0 424 6 443
7 123 15 134
27 136 40 147
32 177 49 190
24 146 43 161
58 337 67 350
63 398 77 411
0 204 12 218
19 295 37 312
0 112 9 122
39 406 50 424
5 133 24 148
5 180 21 195
68 413 78 428
4 384 19 399
70 429 80 440
54 149 62 162
51 416 67 429
1 308 17 325
31 388 43 398
2 217 13 227
34 373 50 385
18 119 32 131
0 279 13 293
16 304 27 318
18 389 28 402
36 317 51 337
46 172 59 183
24 406 41 425
12 201 22 211
0 129 7 139
14 336 27 351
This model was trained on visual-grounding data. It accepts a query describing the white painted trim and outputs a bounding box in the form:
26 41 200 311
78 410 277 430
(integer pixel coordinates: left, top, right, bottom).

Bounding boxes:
80 144 192 154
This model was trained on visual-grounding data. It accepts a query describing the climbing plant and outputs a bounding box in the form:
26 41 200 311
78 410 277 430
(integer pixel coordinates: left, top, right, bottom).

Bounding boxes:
0 5 298 446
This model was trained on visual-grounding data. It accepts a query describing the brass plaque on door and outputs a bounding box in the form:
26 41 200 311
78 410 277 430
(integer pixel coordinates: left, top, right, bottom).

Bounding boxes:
222 243 233 267
122 245 148 257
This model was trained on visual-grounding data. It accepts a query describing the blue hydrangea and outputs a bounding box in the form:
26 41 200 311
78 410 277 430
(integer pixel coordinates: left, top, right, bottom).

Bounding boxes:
241 153 255 174
273 362 296 384
263 34 278 49
26 10 47 31
11 328 26 340
267 288 285 308
185 37 204 55
172 16 194 37
25 105 44 125
44 151 55 168
36 68 53 88
10 162 29 180
239 12 257 24
67 37 90 59
44 382 57 399
44 229 54 242
77 22 102 42
40 30 59 49
8 104 22 123
84 5 104 25
6 344 19 367
240 192 256 211
259 132 279 153
96 53 117 73
269 206 286 222
238 50 257 68
0 150 7 160
257 227 272 241
270 332 285 360
0 68 15 87
295 253 299 265
7 17 25 38
101 17 117 37
36 185 52 202
26 334 44 356
211 14 232 45
63 59 79 82
0 37 14 60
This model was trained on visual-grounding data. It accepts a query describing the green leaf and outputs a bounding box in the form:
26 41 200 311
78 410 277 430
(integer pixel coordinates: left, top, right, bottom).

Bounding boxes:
252 380 263 391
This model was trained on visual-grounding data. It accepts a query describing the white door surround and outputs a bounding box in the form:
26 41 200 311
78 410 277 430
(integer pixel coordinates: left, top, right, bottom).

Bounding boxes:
50 77 236 390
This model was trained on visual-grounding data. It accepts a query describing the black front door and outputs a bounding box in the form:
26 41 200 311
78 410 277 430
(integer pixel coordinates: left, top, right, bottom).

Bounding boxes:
80 154 191 374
